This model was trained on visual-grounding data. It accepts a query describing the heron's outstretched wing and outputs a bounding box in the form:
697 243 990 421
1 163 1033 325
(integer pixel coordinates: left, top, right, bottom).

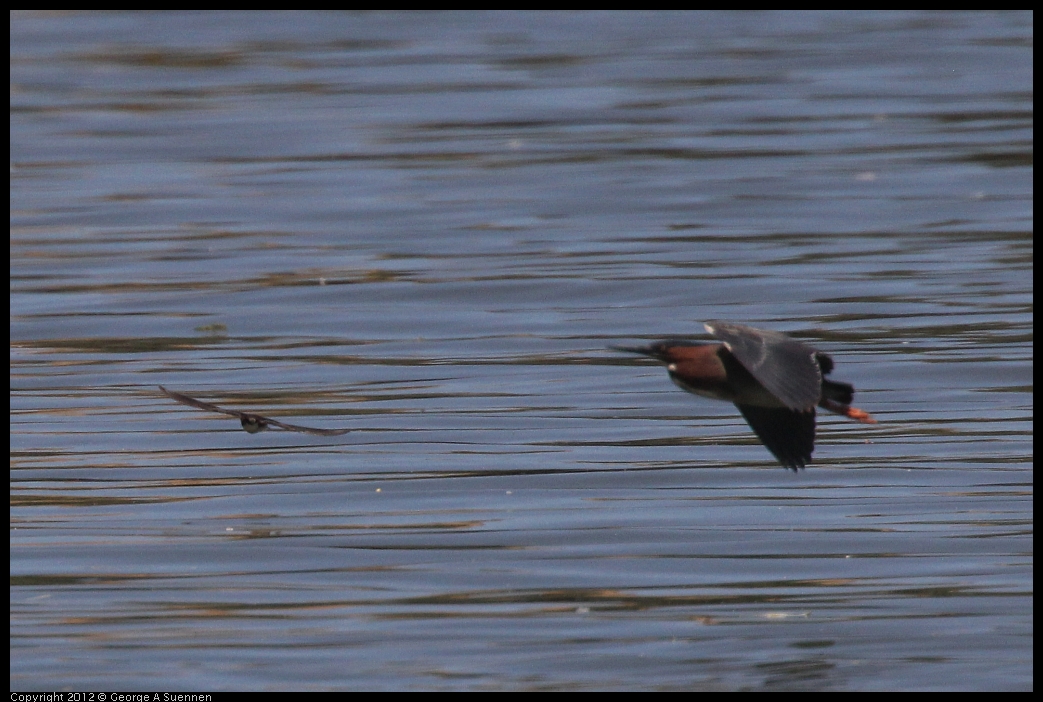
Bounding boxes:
735 404 816 470
704 322 822 410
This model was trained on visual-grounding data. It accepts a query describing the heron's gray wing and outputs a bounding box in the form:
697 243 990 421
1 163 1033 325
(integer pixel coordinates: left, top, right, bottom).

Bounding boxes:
735 404 816 470
704 322 822 410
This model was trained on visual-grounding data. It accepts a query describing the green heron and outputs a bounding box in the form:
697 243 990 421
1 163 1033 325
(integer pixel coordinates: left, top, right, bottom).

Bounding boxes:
613 322 876 469
159 386 350 436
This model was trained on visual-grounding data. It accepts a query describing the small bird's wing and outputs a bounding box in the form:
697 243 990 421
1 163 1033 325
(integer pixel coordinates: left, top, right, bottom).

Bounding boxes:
704 322 822 410
159 386 349 435
261 417 351 436
159 386 245 418
735 404 816 470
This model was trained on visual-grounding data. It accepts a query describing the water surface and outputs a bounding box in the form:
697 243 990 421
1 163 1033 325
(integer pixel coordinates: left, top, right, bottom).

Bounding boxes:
11 10 1032 691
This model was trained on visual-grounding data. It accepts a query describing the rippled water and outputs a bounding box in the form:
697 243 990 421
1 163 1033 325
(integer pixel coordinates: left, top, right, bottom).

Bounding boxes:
11 11 1032 691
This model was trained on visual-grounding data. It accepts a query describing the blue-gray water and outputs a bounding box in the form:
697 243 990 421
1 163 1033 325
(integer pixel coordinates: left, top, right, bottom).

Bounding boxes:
10 11 1032 691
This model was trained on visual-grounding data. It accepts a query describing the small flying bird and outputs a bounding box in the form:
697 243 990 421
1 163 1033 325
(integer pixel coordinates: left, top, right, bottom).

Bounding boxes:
613 321 876 469
158 386 350 436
